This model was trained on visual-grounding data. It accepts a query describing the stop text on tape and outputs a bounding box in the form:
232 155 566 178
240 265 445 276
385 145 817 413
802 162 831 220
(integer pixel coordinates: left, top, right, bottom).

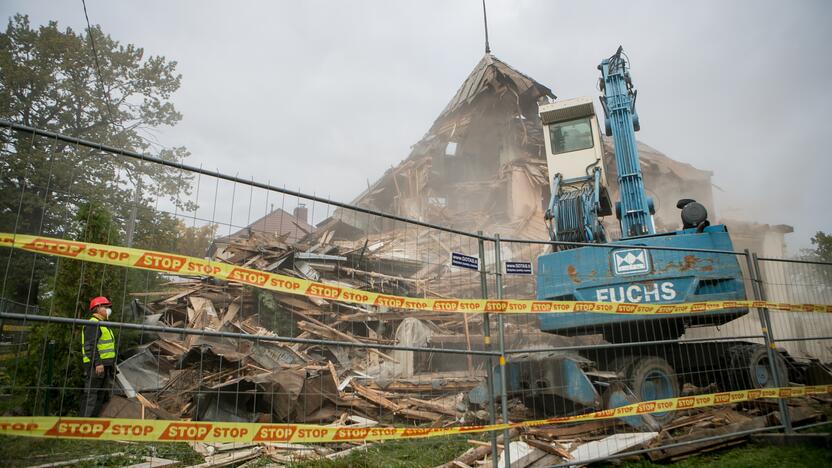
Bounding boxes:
0 385 828 443
2 233 830 316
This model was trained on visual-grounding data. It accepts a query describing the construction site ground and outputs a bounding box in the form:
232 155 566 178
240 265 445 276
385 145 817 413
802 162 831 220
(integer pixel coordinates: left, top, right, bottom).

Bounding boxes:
1 433 830 468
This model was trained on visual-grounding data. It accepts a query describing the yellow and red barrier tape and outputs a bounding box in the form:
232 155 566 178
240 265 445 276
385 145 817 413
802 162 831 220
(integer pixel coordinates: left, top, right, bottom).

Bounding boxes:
1 233 830 315
0 385 828 443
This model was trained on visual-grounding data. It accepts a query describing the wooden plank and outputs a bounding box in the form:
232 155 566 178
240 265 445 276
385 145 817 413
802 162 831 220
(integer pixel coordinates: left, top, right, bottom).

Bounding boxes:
527 453 564 468
135 392 160 420
370 378 483 393
187 446 262 468
524 438 573 460
402 397 462 417
395 407 443 421
467 439 502 449
569 432 658 465
296 320 398 363
526 420 613 438
661 411 714 431
325 444 373 460
499 441 548 468
161 287 200 304
351 381 400 412
437 428 520 468
338 266 425 285
219 298 241 328
125 456 180 468
28 453 126 468
647 416 767 462
327 360 341 391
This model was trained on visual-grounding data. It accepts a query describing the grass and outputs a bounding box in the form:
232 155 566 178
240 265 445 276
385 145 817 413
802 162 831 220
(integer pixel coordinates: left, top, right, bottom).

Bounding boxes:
288 434 474 468
0 434 474 467
1 431 829 467
0 435 203 467
614 440 832 467
287 433 832 468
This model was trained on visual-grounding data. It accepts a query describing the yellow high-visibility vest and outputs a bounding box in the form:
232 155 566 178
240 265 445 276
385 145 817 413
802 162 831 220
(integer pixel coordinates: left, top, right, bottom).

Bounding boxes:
81 316 115 364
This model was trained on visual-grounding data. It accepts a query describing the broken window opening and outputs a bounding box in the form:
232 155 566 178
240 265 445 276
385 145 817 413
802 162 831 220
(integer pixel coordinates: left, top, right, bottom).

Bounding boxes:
428 196 447 208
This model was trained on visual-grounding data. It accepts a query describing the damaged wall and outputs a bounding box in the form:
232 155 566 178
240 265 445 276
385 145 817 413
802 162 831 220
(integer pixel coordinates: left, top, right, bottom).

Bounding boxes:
318 54 554 238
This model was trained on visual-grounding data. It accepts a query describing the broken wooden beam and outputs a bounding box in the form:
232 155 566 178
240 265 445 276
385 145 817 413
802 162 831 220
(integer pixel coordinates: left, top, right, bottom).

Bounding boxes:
438 428 520 468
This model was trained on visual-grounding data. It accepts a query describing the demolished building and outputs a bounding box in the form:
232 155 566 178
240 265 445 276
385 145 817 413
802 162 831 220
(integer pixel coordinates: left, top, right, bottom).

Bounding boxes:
101 53 829 465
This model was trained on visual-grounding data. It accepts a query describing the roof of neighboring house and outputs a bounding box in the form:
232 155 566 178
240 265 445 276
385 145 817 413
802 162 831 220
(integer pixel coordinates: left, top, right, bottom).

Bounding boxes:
216 208 313 246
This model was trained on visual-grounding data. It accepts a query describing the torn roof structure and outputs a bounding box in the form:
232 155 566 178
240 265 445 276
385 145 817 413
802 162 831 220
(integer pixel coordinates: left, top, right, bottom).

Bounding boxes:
317 54 553 239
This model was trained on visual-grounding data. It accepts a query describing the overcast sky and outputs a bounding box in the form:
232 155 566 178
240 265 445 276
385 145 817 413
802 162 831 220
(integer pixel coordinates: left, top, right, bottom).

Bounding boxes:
3 0 830 253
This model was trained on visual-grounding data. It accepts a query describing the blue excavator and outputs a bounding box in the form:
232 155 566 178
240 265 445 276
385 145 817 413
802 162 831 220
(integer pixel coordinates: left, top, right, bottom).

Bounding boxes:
470 47 792 427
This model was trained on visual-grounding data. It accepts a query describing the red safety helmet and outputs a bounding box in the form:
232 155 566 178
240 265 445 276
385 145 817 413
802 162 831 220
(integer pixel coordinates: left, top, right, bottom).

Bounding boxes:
89 296 112 311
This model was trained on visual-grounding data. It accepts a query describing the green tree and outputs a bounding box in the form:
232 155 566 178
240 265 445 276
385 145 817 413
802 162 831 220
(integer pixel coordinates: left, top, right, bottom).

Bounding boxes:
15 202 129 415
808 231 832 263
0 14 192 306
797 231 832 299
175 221 218 258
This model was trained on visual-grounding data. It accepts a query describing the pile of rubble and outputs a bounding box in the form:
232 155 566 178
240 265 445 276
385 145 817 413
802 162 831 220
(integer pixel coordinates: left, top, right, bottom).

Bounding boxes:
442 395 829 467
108 229 507 426
101 229 831 466
106 388 828 466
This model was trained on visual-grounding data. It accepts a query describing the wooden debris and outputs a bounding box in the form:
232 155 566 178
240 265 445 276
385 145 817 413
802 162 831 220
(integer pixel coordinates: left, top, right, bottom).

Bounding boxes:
647 416 768 462
125 457 179 468
467 439 502 449
439 428 521 468
524 438 573 460
186 446 262 467
351 381 400 412
325 444 374 460
28 453 126 468
498 441 548 468
119 228 505 426
569 432 658 465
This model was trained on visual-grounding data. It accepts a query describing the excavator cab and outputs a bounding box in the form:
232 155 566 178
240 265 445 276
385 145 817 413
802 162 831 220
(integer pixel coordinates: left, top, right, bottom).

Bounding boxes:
540 97 612 245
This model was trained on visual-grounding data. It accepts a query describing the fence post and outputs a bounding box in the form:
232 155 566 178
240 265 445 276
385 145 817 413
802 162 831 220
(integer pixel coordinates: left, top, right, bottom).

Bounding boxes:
493 234 511 468
744 249 792 432
42 339 55 415
125 179 141 248
478 232 499 468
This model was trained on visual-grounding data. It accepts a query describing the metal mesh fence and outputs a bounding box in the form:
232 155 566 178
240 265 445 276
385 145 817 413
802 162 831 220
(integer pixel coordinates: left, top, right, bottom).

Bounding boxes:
756 257 832 371
1 121 831 466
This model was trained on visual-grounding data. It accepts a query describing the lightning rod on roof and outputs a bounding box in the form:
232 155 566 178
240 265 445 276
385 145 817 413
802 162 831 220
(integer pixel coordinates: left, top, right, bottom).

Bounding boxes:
482 0 491 54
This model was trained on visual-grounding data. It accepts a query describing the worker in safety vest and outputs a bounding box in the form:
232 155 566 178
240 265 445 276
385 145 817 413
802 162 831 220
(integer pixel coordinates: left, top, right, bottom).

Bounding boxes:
80 296 117 417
